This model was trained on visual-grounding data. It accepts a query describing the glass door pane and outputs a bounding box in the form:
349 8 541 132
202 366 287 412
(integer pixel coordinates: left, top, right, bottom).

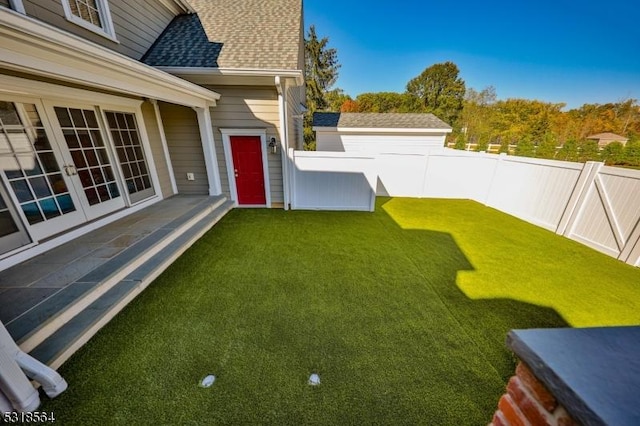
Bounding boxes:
105 111 155 203
0 184 30 255
53 106 125 220
0 101 84 240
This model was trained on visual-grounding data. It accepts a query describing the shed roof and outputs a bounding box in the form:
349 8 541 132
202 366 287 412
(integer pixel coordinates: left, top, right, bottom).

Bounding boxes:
313 112 452 130
586 132 628 141
143 0 303 70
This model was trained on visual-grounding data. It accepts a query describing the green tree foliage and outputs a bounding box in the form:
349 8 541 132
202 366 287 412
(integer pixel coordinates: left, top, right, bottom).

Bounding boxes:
623 140 640 166
304 25 340 149
324 88 351 112
355 92 411 112
601 142 625 165
305 25 339 112
536 133 559 159
498 138 510 154
460 86 496 146
453 134 466 150
577 139 600 162
406 61 466 127
514 136 535 157
475 137 489 152
557 139 579 162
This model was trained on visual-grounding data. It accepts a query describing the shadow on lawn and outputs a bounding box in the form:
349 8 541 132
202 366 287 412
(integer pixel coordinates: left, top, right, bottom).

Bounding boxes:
375 199 569 379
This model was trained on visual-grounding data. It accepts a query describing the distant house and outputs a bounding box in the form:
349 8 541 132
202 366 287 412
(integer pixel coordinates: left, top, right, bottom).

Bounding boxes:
313 112 452 155
586 133 629 148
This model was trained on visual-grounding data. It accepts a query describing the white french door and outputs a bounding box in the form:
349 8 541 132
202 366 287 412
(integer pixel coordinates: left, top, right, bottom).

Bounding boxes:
0 99 87 242
0 97 132 250
44 102 125 221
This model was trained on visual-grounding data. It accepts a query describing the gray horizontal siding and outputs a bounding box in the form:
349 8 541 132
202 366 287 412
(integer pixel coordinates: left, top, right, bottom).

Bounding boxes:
141 101 173 198
22 0 175 60
0 1 11 9
206 86 284 205
159 102 208 195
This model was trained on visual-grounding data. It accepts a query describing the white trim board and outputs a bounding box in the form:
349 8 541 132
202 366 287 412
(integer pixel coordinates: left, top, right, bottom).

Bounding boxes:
0 8 220 108
60 0 118 42
220 129 271 208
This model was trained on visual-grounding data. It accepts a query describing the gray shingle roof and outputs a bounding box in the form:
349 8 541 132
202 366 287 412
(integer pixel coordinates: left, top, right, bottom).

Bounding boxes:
142 14 222 67
313 112 452 130
143 0 303 70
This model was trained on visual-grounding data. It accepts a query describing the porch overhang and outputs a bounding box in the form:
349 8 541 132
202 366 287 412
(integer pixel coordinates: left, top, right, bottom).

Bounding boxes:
0 9 220 109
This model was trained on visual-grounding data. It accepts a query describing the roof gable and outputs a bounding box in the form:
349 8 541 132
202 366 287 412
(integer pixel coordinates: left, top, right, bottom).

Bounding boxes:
313 112 452 130
143 0 303 70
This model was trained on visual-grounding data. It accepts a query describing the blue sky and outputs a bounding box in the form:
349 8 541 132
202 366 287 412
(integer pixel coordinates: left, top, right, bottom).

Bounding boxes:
303 0 640 110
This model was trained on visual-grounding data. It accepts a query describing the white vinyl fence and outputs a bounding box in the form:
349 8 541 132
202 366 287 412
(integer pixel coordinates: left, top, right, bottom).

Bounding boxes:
290 150 376 211
290 148 640 266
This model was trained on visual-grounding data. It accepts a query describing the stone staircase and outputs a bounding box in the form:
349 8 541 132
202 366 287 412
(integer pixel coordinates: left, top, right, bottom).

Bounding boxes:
4 195 233 369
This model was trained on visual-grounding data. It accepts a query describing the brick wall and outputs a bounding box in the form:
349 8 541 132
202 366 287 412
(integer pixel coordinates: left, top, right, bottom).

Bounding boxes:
490 362 578 426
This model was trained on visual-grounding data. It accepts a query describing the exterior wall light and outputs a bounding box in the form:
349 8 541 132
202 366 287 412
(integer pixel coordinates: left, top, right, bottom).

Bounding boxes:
268 137 278 154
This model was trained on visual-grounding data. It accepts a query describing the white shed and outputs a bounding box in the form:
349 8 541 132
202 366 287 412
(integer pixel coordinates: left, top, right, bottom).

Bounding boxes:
312 112 452 155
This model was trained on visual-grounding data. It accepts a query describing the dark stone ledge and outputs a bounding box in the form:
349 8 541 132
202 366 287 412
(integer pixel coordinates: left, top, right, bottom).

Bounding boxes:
507 326 640 426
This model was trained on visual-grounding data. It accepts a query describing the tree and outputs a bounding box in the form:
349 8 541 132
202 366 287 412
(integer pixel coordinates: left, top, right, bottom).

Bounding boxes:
536 133 558 159
515 136 535 157
453 134 466 150
601 142 625 165
405 61 466 127
340 99 360 112
623 140 640 166
304 25 340 149
460 86 497 146
355 92 410 112
557 139 579 162
325 88 351 112
577 139 600 163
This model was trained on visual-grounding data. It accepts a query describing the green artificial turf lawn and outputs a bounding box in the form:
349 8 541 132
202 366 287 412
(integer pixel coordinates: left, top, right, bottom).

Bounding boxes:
42 198 640 425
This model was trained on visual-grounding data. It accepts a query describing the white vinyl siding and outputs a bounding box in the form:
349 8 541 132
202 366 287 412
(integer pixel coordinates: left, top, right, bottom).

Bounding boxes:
286 84 304 150
205 86 284 205
316 131 448 155
159 102 208 195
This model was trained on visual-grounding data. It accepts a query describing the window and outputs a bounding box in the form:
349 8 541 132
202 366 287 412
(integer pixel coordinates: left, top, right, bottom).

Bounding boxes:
8 0 26 14
105 111 155 203
61 0 117 41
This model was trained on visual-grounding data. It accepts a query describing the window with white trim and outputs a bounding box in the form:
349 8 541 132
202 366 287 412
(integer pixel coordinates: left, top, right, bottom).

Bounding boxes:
105 111 155 203
61 0 117 41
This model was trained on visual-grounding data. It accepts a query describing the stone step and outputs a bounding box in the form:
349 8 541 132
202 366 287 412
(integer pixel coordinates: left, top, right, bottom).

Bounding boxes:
9 196 229 355
29 199 233 369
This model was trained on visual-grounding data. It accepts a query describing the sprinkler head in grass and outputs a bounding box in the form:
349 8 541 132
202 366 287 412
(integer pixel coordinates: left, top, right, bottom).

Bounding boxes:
200 374 216 388
308 373 320 386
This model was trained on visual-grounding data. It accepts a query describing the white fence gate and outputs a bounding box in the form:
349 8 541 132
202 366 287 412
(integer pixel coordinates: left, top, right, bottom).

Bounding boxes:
290 150 377 212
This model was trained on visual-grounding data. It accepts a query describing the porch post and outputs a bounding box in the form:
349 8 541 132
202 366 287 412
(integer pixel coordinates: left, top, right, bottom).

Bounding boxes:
194 106 222 196
148 99 178 195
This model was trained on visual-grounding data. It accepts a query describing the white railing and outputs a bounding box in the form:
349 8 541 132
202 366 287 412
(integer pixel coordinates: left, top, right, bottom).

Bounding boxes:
290 148 640 266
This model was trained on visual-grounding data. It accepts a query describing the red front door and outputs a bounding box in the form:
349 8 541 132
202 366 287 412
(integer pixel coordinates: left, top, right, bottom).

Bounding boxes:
230 136 266 205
